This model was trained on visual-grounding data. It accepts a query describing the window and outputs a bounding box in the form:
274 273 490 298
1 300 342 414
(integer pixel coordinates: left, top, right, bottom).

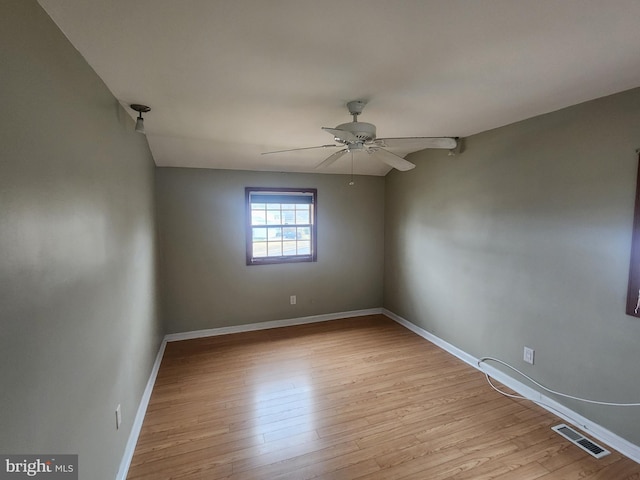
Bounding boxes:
246 187 317 265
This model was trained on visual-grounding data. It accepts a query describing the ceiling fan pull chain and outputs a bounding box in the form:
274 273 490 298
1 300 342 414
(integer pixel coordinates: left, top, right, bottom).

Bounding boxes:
349 151 355 186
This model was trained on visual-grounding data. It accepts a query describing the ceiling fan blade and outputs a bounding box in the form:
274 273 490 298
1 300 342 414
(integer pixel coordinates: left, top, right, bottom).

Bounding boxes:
370 147 416 171
261 144 338 155
375 137 457 150
321 127 359 143
316 149 348 169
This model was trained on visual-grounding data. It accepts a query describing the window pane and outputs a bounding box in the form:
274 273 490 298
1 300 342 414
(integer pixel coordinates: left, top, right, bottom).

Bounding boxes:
299 227 310 240
267 227 281 239
253 242 267 257
251 203 266 210
266 211 282 225
282 241 297 256
297 240 311 255
282 210 295 225
251 210 266 225
267 242 282 256
252 227 267 241
295 209 309 224
281 227 297 239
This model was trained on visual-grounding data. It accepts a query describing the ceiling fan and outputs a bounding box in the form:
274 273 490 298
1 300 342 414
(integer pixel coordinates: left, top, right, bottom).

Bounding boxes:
262 100 457 171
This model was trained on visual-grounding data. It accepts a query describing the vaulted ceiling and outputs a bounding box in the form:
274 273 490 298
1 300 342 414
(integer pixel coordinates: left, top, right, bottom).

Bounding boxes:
39 0 640 176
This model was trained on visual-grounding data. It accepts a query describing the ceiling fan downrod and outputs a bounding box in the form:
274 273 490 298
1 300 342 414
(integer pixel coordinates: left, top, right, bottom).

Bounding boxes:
347 100 366 122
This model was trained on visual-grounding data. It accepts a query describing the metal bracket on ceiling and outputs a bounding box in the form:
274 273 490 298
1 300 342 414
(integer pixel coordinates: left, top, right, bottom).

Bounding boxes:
448 137 463 156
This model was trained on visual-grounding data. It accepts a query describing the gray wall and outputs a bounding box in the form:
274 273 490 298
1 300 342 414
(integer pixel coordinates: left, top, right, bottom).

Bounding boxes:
0 2 162 478
385 87 640 445
157 168 384 333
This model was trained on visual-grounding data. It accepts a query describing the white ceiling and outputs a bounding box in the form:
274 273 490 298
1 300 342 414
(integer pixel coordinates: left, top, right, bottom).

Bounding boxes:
39 0 640 176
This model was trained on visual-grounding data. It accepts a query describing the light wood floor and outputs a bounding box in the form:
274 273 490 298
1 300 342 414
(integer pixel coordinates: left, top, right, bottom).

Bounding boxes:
127 315 640 479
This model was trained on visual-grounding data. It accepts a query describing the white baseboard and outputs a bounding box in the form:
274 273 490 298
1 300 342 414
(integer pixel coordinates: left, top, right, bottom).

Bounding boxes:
382 308 640 464
164 308 383 342
116 307 382 479
116 338 167 480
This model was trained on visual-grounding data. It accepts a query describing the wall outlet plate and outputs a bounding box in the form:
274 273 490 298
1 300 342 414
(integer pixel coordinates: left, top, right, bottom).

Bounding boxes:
290 295 296 305
115 404 122 430
524 346 535 365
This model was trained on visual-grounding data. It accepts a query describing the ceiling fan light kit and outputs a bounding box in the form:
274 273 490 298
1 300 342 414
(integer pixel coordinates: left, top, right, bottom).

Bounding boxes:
262 100 457 172
130 104 151 134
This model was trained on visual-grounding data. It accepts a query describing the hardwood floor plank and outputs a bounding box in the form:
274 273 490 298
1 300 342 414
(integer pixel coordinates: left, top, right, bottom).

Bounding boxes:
356 446 468 480
126 315 640 479
490 462 551 480
229 442 358 480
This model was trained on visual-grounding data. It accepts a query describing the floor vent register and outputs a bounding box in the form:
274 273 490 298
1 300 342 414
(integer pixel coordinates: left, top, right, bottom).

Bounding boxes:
552 424 610 459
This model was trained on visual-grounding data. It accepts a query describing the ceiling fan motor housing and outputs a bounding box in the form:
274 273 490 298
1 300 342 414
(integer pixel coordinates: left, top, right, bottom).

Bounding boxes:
335 121 377 142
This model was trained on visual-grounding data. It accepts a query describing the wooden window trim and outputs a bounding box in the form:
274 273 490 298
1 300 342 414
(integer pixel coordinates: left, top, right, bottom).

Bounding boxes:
626 153 640 316
246 187 317 266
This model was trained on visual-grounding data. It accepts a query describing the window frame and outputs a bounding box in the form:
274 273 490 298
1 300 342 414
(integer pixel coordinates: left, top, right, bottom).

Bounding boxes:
245 187 317 266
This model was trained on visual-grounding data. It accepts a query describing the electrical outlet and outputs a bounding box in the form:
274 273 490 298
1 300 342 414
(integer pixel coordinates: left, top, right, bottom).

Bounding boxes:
115 404 122 430
523 346 535 365
290 295 296 305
